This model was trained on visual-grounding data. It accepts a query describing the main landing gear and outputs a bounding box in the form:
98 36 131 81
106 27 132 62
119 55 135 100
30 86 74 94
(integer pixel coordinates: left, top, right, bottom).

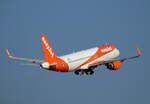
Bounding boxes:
74 69 94 75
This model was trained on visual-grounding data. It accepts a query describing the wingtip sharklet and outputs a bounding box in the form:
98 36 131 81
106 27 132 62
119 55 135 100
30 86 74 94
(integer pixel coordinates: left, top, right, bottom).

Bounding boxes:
5 48 11 57
136 46 141 56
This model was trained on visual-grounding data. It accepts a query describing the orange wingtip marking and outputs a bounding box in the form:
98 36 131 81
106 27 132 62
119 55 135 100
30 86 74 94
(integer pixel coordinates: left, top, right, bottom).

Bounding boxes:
136 46 140 56
5 48 11 56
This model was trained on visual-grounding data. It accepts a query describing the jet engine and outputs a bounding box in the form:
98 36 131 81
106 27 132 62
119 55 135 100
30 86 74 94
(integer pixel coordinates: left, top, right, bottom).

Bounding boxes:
106 61 122 70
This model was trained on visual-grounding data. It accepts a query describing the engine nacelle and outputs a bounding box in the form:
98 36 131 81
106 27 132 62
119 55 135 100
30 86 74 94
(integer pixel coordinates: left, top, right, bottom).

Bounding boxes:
106 61 122 70
40 62 50 69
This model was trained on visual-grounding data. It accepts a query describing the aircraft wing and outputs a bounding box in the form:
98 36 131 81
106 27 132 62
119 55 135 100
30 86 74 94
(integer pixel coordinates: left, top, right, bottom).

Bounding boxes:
88 46 141 67
5 48 44 63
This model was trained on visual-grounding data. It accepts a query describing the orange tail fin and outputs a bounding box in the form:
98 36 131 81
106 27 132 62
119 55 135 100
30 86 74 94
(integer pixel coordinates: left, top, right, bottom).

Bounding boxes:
41 35 57 63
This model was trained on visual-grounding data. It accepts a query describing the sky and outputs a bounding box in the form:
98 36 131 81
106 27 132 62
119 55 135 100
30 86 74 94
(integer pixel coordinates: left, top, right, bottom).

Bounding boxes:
0 0 149 104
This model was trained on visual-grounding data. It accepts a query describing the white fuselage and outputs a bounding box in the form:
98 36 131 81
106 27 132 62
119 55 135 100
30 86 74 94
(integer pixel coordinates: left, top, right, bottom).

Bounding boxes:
60 46 120 71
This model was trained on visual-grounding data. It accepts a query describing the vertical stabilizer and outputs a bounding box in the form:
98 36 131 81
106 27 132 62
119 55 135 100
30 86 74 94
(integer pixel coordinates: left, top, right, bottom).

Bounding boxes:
41 35 57 63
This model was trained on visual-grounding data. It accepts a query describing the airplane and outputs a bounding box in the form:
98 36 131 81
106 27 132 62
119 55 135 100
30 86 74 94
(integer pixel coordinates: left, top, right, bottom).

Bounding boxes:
5 34 141 75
